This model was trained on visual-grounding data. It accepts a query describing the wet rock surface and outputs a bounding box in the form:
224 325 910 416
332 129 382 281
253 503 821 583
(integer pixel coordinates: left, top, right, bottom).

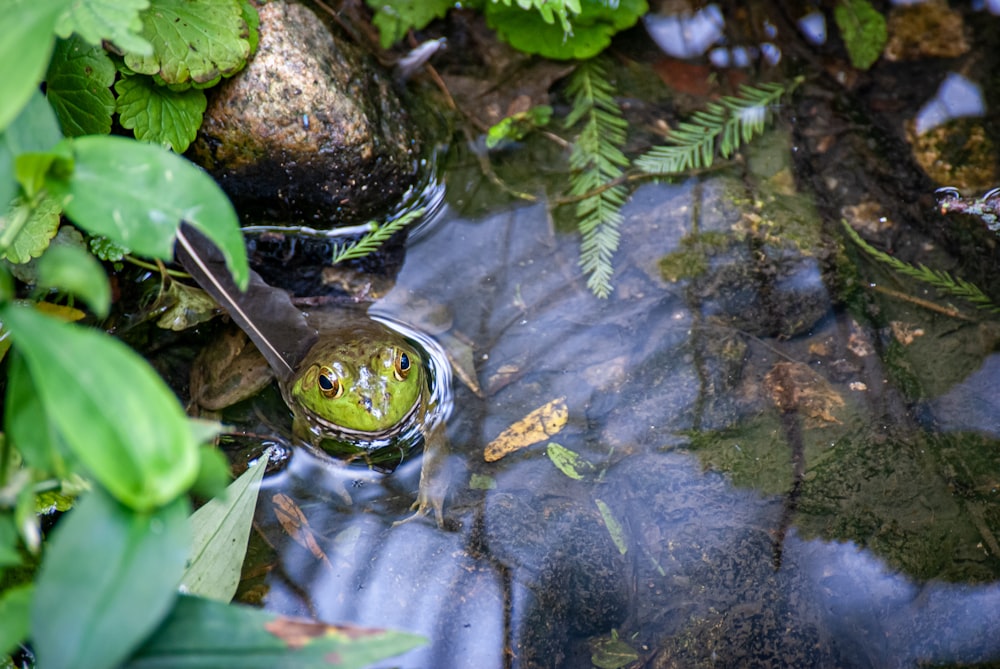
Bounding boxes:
189 0 423 226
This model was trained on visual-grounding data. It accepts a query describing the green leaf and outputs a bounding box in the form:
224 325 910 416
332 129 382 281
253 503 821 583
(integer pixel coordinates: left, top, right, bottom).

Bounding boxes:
36 243 112 318
5 352 66 476
182 453 266 602
55 0 152 55
115 75 207 152
0 0 69 133
485 0 646 60
44 135 249 289
834 0 887 70
0 91 64 210
32 487 190 669
45 35 117 137
330 208 423 264
125 595 427 669
1 304 200 509
546 442 593 480
0 514 23 568
124 0 252 86
594 498 628 555
366 0 453 48
0 194 62 264
0 584 33 657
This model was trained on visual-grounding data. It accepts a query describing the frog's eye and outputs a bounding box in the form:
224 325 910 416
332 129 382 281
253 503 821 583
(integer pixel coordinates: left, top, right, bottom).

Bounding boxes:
318 366 343 398
393 349 411 381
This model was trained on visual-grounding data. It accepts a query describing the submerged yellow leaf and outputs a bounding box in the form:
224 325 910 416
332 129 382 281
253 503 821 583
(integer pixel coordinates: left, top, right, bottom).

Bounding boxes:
484 397 568 462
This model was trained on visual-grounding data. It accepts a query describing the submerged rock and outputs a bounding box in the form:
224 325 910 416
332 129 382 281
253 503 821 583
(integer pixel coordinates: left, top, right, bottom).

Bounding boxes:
189 1 423 226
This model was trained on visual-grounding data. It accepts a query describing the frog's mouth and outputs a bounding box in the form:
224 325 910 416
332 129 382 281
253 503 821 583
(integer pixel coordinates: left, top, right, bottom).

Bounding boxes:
298 397 422 442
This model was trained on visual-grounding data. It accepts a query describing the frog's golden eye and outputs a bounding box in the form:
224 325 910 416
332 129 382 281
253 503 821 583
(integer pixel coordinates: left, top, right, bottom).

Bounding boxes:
393 349 411 381
318 366 343 398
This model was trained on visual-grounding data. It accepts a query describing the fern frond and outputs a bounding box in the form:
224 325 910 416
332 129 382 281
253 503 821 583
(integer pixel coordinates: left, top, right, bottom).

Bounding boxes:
565 57 628 298
330 208 423 265
636 80 797 175
842 220 1000 313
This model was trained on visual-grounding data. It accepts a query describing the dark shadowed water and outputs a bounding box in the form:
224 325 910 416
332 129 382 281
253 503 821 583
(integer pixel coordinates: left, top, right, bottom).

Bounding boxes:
234 6 1000 667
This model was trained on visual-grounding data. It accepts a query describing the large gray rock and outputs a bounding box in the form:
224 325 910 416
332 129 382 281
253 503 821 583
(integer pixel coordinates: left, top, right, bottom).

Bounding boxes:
189 1 422 226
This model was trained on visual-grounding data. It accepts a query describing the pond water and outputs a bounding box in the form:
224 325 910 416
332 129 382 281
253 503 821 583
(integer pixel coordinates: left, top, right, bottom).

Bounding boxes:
230 7 1000 668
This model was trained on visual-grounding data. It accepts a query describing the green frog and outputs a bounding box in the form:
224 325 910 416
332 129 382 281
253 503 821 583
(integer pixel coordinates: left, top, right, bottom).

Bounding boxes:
190 307 449 525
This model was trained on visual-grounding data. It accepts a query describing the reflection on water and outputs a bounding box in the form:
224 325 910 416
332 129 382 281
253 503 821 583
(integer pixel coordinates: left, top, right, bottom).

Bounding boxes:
243 168 1000 665
236 10 1000 663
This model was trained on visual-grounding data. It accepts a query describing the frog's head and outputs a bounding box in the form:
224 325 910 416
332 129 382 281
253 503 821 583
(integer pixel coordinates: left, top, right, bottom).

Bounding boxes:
290 340 424 437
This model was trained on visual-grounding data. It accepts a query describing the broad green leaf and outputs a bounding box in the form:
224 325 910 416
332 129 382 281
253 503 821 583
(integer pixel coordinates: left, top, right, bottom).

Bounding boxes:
366 0 453 48
36 243 111 318
0 0 69 133
45 35 117 137
44 135 249 289
0 195 62 264
834 0 887 70
1 304 200 509
55 0 152 55
125 595 427 669
0 92 64 211
115 75 207 152
188 442 231 500
124 0 252 86
0 515 22 568
32 487 190 669
182 453 266 602
485 0 647 60
0 583 33 656
5 352 66 476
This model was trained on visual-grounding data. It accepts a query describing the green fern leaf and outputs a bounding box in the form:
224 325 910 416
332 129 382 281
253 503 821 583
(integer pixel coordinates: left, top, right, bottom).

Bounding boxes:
637 80 797 175
842 220 1000 313
564 58 629 298
330 208 423 265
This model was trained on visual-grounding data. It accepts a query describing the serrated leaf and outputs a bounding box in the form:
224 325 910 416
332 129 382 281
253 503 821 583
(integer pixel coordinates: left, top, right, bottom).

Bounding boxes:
115 75 207 152
46 34 117 137
124 0 252 86
834 0 886 70
366 0 453 48
56 0 152 54
89 235 129 261
486 0 647 60
44 135 249 289
1 195 62 264
0 0 69 133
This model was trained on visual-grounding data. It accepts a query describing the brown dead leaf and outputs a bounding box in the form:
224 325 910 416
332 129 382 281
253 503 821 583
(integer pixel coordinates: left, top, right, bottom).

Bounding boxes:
764 361 845 427
484 397 568 462
272 493 330 565
265 618 387 649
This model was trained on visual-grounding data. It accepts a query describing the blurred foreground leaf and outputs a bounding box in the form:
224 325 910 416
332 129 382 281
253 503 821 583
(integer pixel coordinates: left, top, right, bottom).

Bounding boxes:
2 304 200 509
124 595 426 669
44 135 249 289
32 487 190 669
